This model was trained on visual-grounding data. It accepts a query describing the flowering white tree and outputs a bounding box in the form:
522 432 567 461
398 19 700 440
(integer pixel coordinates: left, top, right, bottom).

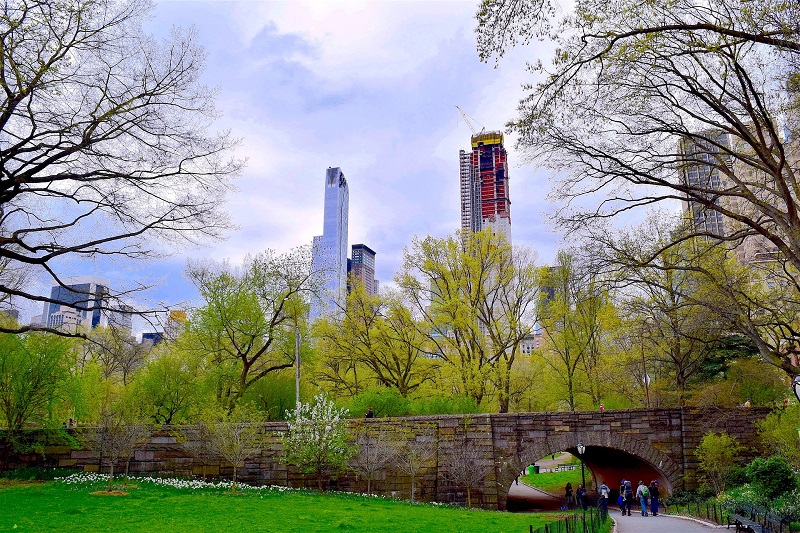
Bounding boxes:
280 394 353 491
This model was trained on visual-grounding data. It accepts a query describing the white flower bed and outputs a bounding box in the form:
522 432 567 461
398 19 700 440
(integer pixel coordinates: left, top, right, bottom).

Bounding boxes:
54 472 299 493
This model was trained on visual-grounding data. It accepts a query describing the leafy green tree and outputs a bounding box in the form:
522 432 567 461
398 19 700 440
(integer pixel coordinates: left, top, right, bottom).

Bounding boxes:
315 283 438 397
538 250 607 410
280 394 353 491
758 406 800 470
185 247 317 409
128 348 205 424
0 332 74 449
397 231 539 410
696 431 744 494
476 0 800 376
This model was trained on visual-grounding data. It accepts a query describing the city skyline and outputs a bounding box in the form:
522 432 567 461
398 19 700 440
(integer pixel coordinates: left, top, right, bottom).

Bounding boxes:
16 1 667 327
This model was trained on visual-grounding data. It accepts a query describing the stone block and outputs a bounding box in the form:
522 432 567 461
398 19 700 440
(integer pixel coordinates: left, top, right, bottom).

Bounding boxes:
135 450 155 461
84 464 99 473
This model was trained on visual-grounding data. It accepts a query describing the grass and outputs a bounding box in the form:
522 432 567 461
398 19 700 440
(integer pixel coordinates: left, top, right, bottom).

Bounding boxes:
519 469 584 495
0 474 568 533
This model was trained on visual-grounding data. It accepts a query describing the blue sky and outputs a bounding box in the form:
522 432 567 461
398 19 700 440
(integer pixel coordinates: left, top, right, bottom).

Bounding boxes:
25 1 566 329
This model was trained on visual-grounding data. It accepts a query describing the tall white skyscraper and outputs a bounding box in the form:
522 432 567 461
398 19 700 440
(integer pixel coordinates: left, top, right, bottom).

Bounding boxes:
310 167 349 320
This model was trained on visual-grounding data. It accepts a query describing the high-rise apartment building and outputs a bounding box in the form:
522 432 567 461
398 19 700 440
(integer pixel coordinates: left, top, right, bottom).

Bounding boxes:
311 167 349 320
349 244 377 296
32 276 132 333
680 132 780 264
459 131 511 242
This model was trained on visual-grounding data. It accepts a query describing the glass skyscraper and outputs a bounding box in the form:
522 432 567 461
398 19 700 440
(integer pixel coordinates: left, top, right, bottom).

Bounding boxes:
310 167 349 320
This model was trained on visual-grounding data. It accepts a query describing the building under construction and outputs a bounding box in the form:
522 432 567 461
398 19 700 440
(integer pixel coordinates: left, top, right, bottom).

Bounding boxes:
459 131 511 242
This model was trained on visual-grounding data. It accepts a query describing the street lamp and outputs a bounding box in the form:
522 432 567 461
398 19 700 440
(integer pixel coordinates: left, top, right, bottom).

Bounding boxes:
577 442 587 531
284 297 301 408
792 375 800 404
576 442 587 489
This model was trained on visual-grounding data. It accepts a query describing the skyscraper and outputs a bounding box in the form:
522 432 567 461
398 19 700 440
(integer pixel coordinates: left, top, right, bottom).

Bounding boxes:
680 132 780 264
459 131 511 242
32 275 132 333
310 167 349 320
349 244 377 296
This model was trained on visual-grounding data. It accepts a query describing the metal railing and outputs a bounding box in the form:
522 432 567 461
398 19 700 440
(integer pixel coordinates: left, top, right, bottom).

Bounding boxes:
529 507 610 533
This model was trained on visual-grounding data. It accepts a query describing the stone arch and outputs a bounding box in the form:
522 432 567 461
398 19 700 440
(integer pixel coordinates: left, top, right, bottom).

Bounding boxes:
494 430 682 511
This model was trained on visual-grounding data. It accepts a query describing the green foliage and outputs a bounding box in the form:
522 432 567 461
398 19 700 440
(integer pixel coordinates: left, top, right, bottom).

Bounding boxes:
746 456 797 500
281 394 353 490
345 388 410 417
0 332 75 437
240 371 297 421
407 395 480 415
128 348 206 425
758 405 800 469
696 431 744 494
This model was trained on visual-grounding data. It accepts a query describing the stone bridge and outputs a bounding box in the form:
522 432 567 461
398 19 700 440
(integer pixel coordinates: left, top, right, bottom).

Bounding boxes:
9 407 770 510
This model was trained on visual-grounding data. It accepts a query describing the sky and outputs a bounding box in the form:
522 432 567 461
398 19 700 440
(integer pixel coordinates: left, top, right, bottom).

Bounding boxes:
25 0 567 328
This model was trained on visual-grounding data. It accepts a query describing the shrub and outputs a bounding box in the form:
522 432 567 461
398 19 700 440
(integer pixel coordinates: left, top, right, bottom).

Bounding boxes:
746 456 797 500
346 388 410 418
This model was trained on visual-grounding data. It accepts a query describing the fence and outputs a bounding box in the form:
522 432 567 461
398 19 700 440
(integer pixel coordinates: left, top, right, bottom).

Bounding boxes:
530 507 609 533
662 500 725 524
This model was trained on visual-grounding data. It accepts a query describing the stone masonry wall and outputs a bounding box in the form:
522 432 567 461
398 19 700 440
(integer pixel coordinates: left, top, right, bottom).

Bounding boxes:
1 407 770 510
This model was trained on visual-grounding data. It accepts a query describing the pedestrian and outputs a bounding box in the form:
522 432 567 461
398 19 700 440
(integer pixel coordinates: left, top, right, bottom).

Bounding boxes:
365 407 374 418
649 480 660 516
576 484 587 510
599 403 605 412
636 480 649 516
598 481 610 519
620 479 633 516
565 482 574 510
744 398 752 407
783 396 789 409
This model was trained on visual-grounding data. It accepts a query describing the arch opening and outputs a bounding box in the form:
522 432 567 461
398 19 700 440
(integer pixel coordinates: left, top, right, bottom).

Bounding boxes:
502 444 674 513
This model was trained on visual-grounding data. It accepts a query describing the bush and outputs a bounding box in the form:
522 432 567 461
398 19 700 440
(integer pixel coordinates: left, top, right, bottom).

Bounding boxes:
407 395 479 415
345 388 410 418
746 456 797 499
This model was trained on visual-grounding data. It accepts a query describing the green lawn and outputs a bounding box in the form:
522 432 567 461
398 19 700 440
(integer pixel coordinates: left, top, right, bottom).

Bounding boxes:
519 469 584 495
0 475 566 533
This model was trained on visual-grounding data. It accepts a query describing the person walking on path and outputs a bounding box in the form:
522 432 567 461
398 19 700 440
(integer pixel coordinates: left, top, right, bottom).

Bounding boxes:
597 481 610 519
620 479 633 516
576 484 587 511
636 480 649 516
649 480 660 516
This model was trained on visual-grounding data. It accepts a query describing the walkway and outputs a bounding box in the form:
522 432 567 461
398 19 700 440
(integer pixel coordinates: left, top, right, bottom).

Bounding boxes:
613 513 721 532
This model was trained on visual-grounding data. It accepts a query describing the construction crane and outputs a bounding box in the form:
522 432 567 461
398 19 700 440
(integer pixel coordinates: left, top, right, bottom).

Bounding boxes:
455 105 485 136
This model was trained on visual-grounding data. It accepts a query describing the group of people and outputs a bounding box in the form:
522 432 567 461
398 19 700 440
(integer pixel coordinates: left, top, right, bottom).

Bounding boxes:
617 479 660 517
563 478 660 518
562 482 590 510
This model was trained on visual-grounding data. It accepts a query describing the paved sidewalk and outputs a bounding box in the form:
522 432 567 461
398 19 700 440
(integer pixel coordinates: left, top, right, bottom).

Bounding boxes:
613 513 721 532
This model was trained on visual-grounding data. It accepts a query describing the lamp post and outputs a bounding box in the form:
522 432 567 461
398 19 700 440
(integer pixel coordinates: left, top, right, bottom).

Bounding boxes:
793 375 800 404
285 297 301 408
640 319 651 408
577 442 587 532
